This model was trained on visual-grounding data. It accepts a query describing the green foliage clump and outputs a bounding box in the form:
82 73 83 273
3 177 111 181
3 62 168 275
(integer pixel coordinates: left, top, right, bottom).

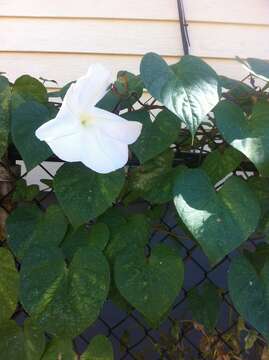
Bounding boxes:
1 55 269 358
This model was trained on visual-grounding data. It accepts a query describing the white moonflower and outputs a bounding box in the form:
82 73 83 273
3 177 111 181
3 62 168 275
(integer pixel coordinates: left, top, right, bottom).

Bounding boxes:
35 64 142 174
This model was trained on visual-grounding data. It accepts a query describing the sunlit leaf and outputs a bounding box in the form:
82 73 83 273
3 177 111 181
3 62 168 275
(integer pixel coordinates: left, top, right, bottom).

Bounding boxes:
140 53 219 136
215 100 269 177
173 168 260 263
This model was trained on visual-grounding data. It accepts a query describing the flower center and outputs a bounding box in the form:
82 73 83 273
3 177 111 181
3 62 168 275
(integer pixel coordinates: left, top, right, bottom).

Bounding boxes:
79 113 95 127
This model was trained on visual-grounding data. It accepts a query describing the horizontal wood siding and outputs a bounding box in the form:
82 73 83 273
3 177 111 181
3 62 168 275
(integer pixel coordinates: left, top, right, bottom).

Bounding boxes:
0 52 248 86
1 0 268 24
0 0 268 86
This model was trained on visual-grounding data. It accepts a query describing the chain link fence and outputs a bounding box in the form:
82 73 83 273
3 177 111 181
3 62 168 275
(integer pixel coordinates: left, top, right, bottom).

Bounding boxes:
0 153 266 360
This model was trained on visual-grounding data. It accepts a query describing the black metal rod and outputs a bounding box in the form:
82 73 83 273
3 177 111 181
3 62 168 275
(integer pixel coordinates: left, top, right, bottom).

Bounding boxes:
177 0 190 55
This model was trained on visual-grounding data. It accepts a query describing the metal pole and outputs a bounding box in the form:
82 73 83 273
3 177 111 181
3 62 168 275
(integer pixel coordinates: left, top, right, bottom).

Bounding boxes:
177 0 190 55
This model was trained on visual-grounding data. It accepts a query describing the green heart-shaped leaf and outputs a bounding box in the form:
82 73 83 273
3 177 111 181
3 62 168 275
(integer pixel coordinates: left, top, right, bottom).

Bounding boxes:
220 76 253 97
215 100 269 176
248 177 269 235
0 248 19 322
41 338 76 360
7 204 42 258
115 244 184 327
105 214 151 263
124 109 180 163
228 255 269 341
173 168 260 263
0 76 11 158
0 320 45 360
105 214 151 312
126 150 175 204
188 282 220 334
81 335 114 360
11 101 53 170
54 163 125 228
20 245 110 337
7 204 68 259
98 207 127 236
12 75 48 104
244 244 269 273
61 222 109 262
140 53 219 136
12 179 39 202
202 147 244 184
237 57 269 82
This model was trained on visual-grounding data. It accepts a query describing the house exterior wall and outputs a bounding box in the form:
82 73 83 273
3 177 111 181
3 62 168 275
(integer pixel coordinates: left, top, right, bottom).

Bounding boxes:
0 0 268 86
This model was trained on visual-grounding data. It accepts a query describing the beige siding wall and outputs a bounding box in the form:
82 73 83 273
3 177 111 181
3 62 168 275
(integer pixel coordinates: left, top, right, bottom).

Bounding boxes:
0 0 268 86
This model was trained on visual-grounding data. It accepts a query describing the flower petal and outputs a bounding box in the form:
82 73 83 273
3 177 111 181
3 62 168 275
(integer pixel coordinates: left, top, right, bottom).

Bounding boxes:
41 125 129 173
68 64 112 112
81 128 129 173
35 103 79 142
46 132 83 162
91 107 142 144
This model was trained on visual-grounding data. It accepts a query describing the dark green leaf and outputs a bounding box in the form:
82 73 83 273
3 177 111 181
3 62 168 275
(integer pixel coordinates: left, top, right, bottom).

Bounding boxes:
124 109 179 163
105 213 151 312
61 222 109 261
54 163 125 228
0 321 25 360
12 179 39 202
48 81 74 99
143 166 184 204
105 214 151 263
215 100 269 176
220 76 253 96
248 177 269 235
108 282 133 313
96 91 119 112
0 248 19 322
20 245 110 337
244 244 269 273
0 76 11 158
7 204 68 259
115 244 184 327
81 335 114 360
0 320 45 360
126 150 175 204
41 338 76 360
98 207 127 236
24 319 46 360
12 75 48 104
248 177 269 218
202 147 244 184
11 101 53 170
173 168 260 263
188 282 220 333
7 204 43 259
140 53 219 136
228 255 269 341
